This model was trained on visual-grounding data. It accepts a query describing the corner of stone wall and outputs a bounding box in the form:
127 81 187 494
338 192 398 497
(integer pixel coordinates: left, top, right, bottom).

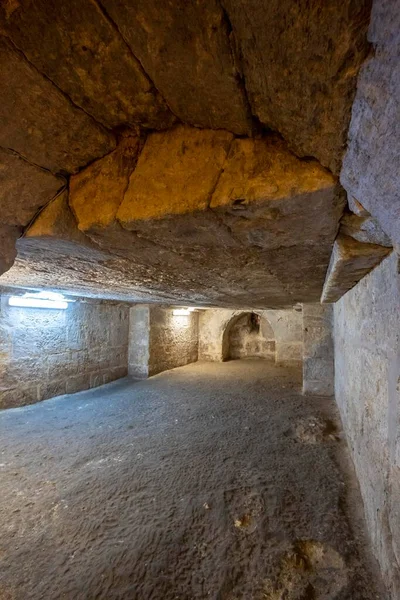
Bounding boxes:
128 305 199 378
302 303 334 396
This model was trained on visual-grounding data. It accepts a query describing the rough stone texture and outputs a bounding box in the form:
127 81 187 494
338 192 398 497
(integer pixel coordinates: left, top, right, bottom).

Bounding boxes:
198 308 303 365
222 0 371 173
227 313 275 360
334 251 400 597
340 211 392 247
321 234 391 303
118 126 234 225
128 306 150 379
128 305 199 378
302 303 334 397
99 0 252 135
25 190 104 256
0 225 19 276
57 127 343 308
340 0 400 245
0 0 174 130
70 135 144 233
0 147 65 226
0 295 129 409
210 136 341 248
0 361 385 598
0 35 115 174
148 307 199 376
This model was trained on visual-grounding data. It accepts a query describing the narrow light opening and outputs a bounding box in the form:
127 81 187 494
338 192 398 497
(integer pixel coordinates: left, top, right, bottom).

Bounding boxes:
8 292 69 310
173 308 190 316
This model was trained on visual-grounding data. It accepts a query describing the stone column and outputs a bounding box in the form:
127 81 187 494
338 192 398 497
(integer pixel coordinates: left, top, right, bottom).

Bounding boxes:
302 303 334 396
128 306 150 378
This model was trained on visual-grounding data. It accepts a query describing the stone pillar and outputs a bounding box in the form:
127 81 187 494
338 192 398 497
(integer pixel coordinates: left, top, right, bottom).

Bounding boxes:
128 306 150 378
302 303 334 396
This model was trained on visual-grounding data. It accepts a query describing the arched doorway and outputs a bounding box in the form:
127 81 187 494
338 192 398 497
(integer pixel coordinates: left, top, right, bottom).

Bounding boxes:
222 312 275 361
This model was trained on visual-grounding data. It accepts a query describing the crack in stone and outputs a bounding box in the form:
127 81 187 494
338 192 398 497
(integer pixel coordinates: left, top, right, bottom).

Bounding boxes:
94 0 179 125
218 0 256 135
22 186 67 235
2 34 115 140
0 145 66 180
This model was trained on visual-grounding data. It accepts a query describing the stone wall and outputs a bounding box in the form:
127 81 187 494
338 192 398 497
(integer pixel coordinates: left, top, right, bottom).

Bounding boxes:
198 308 303 365
334 251 400 596
149 307 199 375
302 303 334 396
128 306 199 378
227 313 275 360
0 295 129 408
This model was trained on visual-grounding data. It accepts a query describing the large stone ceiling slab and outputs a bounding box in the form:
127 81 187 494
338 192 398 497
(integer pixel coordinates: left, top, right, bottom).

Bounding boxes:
0 1 390 306
98 0 253 135
0 0 174 131
1 127 344 308
221 0 371 173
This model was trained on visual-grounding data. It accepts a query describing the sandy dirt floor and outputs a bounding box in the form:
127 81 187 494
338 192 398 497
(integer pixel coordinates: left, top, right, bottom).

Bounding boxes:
0 360 386 599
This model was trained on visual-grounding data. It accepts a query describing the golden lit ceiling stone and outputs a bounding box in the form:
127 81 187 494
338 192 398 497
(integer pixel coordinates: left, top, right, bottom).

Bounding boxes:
221 0 371 172
70 135 145 233
0 36 115 174
0 0 174 130
98 0 253 135
210 136 343 248
66 125 345 307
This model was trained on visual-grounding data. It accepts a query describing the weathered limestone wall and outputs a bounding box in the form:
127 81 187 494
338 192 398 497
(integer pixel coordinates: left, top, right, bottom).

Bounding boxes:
128 306 199 378
334 252 400 596
302 304 334 396
198 308 303 365
227 313 275 360
149 307 198 376
0 296 129 409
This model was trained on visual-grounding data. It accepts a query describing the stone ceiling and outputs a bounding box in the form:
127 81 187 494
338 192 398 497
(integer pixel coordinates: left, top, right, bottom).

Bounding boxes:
0 0 395 308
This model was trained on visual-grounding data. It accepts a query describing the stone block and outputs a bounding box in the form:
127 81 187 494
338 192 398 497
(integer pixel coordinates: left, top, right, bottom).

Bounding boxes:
47 352 74 380
0 36 114 174
0 0 173 130
66 374 91 395
0 147 64 227
321 234 392 303
302 379 334 397
99 0 252 134
38 380 66 402
221 0 371 172
12 326 67 359
0 385 39 409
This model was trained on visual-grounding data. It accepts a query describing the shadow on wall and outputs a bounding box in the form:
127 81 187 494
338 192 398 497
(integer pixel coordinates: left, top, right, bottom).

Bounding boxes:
222 312 275 361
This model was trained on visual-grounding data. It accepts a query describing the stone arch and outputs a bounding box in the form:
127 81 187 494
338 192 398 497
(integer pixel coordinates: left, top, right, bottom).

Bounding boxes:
221 311 276 361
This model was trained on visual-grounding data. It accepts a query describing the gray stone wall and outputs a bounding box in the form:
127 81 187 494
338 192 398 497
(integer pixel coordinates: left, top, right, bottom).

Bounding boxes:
198 308 303 365
302 303 334 396
334 251 400 596
227 313 275 360
0 295 129 408
128 305 199 378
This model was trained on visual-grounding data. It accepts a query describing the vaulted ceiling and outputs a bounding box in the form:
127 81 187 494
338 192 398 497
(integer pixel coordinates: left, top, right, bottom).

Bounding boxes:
0 0 395 307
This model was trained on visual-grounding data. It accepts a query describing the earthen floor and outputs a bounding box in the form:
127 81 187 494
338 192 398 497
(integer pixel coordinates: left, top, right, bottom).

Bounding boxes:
0 360 385 599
